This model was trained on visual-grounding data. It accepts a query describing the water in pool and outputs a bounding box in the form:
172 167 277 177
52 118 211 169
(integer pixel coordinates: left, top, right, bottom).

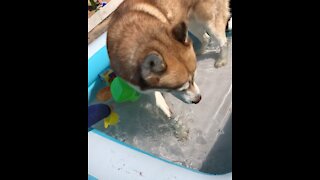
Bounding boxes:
90 37 232 175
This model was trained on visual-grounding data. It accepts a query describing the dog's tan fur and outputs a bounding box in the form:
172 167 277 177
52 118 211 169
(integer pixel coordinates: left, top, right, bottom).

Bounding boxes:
107 0 230 106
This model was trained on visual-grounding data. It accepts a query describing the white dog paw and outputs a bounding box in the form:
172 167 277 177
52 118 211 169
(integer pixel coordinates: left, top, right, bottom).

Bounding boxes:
214 58 228 68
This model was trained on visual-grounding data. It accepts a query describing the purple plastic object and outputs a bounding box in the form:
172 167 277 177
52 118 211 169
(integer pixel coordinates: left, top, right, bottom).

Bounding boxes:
88 104 111 128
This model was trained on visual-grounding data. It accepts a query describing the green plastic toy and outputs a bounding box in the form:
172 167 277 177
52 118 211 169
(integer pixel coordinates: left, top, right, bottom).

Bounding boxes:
110 77 140 103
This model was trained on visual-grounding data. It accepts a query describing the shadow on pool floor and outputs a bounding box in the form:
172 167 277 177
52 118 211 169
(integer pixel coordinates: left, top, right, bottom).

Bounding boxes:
200 114 232 174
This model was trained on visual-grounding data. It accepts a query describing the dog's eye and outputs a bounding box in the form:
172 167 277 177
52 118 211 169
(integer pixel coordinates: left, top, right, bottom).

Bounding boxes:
177 82 190 91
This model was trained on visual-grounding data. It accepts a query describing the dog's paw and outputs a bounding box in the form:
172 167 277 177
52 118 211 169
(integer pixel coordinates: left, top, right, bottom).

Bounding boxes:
196 41 221 55
196 48 206 55
164 107 174 119
214 58 228 68
155 91 174 119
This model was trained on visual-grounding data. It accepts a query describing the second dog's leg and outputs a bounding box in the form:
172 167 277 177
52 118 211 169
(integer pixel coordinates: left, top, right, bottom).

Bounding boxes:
155 91 172 118
188 20 210 55
191 0 230 68
204 19 229 68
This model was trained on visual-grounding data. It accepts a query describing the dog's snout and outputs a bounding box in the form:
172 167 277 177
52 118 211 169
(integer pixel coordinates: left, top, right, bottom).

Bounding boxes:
192 95 201 104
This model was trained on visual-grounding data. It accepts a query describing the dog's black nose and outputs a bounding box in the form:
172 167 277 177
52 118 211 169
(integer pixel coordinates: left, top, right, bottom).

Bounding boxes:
192 95 201 104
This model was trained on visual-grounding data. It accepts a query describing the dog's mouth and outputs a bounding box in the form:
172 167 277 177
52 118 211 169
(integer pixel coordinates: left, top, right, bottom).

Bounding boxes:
178 97 201 104
170 91 202 104
191 95 202 104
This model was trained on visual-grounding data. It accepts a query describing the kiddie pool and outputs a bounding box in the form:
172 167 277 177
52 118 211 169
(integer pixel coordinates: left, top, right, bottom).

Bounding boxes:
88 32 232 180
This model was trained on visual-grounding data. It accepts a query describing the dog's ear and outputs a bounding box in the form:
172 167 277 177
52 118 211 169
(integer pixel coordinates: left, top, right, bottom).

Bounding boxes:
141 53 166 74
141 53 166 83
172 21 189 45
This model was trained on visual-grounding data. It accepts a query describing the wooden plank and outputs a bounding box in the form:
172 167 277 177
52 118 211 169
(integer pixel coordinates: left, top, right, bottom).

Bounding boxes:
88 16 112 44
88 0 124 33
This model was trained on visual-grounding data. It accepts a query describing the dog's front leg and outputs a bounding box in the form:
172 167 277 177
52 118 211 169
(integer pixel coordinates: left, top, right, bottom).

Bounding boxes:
188 19 211 55
203 18 229 68
154 91 172 119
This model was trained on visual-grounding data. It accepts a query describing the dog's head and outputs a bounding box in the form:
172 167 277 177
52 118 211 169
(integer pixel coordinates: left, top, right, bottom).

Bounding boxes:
107 18 201 104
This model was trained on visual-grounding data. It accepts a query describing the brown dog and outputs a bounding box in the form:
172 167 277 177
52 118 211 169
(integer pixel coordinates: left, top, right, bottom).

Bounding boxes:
107 0 230 118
